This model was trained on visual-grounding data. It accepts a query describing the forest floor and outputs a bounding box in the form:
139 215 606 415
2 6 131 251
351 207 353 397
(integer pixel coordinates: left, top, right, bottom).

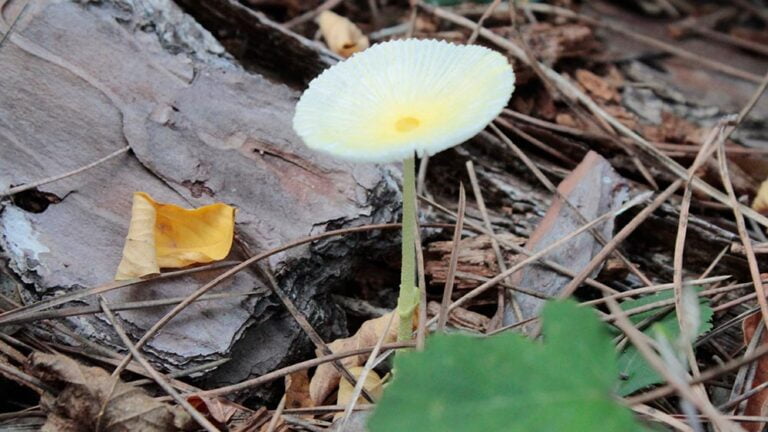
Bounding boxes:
2 0 768 431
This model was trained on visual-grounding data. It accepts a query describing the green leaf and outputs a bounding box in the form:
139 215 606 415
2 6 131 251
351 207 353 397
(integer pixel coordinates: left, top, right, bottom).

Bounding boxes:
368 300 649 432
616 289 713 396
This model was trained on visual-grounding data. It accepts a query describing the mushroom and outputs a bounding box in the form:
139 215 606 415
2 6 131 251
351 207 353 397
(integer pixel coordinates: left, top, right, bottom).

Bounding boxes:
293 39 515 340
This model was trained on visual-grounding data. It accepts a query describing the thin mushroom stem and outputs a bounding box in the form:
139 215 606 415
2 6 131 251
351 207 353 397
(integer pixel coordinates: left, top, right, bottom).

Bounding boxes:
397 156 419 341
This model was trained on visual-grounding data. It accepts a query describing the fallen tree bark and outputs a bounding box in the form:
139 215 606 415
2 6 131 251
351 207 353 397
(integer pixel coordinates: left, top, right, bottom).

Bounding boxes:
0 0 398 397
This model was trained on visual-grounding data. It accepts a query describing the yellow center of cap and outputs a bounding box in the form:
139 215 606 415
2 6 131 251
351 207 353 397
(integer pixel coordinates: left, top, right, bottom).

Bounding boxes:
395 116 420 133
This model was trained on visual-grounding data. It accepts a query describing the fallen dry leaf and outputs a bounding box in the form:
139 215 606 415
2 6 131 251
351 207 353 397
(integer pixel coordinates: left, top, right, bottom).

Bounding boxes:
309 311 399 405
334 366 383 420
575 69 619 103
316 11 369 58
285 370 313 411
555 113 579 128
742 313 768 432
753 180 768 215
187 394 242 428
115 192 235 280
504 151 629 323
643 112 704 145
28 353 193 432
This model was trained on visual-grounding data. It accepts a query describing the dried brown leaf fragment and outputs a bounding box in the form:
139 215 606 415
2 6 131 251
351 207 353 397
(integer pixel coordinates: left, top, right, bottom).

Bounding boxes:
28 353 194 432
741 314 768 432
309 312 399 405
316 11 369 58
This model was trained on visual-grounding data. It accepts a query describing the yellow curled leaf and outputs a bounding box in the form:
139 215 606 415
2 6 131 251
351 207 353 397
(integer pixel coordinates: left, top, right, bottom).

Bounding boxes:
115 192 235 280
316 11 369 58
334 366 383 420
115 193 159 280
753 180 768 215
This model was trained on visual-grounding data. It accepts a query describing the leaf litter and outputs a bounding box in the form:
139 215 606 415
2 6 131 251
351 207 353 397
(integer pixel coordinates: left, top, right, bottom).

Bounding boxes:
1 0 768 431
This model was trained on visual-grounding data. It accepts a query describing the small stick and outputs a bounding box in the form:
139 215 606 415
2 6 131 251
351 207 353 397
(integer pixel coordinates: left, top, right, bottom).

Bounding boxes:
720 379 768 411
256 265 376 403
405 0 419 39
437 183 466 331
671 126 725 400
730 0 768 24
423 3 768 228
490 122 655 288
367 0 380 26
522 3 763 83
265 395 286 432
717 136 768 337
1 146 130 197
282 415 325 432
98 297 220 432
466 161 519 327
1 291 261 326
689 26 768 57
467 0 502 44
494 117 578 166
582 275 731 306
338 312 395 429
420 194 635 295
0 260 240 324
280 404 373 415
284 0 344 28
190 342 415 398
633 404 693 432
425 193 648 326
628 343 768 405
604 295 739 430
0 362 53 394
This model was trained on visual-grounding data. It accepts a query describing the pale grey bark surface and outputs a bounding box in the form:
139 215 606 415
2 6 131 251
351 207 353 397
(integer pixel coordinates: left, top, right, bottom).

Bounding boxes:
0 0 398 394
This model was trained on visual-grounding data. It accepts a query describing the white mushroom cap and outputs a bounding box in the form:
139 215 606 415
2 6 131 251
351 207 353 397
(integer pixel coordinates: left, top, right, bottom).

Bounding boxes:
293 39 515 163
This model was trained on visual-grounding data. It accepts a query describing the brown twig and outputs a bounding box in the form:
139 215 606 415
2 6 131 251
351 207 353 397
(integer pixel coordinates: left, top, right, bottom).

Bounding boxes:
604 295 739 430
190 342 415 398
256 264 376 403
490 122 655 287
265 395 286 432
338 311 395 428
521 2 763 83
467 0 502 44
0 291 261 326
420 194 634 295
423 3 768 228
284 0 344 28
1 146 130 197
425 193 648 327
466 161 519 327
437 183 466 331
106 223 402 376
0 362 52 394
0 261 240 324
98 297 220 432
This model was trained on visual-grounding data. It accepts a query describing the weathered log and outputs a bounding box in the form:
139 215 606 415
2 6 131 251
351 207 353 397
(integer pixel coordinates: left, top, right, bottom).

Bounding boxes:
0 0 398 396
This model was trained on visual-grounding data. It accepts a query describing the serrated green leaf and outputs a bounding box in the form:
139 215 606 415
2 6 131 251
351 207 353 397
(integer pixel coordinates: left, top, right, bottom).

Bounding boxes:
616 289 713 396
368 300 650 432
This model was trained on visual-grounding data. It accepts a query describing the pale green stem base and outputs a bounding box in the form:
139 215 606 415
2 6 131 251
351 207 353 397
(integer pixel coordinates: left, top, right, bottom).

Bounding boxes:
397 157 419 342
